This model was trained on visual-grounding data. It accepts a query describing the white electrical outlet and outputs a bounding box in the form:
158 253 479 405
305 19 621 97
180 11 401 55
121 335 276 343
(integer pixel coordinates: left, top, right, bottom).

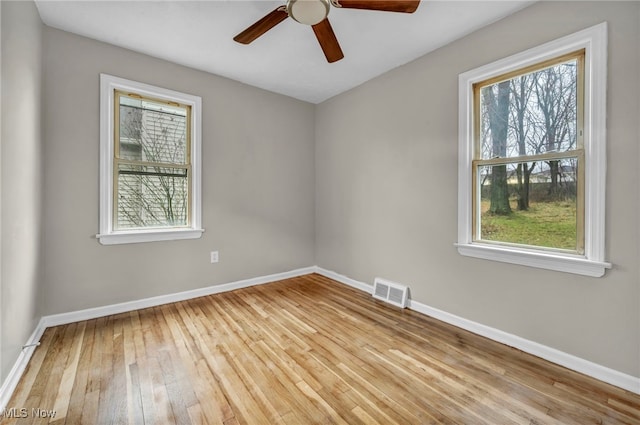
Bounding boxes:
210 251 219 263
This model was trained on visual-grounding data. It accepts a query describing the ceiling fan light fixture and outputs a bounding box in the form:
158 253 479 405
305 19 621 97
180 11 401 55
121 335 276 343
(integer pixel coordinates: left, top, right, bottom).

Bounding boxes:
286 0 330 25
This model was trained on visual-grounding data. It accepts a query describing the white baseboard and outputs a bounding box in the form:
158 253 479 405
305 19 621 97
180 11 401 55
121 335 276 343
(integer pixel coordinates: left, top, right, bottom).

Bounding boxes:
312 267 373 294
314 267 640 395
43 266 316 327
0 319 47 411
407 299 640 394
0 266 315 410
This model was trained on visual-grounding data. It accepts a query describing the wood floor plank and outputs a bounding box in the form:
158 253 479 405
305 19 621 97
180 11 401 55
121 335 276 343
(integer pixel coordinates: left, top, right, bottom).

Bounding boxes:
51 320 86 422
4 273 639 424
64 318 96 424
31 323 79 425
173 301 235 424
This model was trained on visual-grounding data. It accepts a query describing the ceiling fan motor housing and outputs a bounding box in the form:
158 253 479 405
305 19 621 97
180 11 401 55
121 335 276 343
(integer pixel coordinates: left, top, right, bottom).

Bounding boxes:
286 0 331 25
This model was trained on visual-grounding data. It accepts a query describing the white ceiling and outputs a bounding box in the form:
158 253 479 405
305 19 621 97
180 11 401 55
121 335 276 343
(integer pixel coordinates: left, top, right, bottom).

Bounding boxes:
35 0 534 104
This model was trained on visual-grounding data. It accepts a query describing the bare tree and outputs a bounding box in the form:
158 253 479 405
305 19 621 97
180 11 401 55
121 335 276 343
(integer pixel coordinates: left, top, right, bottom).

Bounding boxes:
482 80 512 215
509 75 536 210
533 63 577 199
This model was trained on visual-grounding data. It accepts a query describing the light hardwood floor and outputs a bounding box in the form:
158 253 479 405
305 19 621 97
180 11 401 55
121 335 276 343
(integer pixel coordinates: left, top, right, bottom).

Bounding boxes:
2 273 639 424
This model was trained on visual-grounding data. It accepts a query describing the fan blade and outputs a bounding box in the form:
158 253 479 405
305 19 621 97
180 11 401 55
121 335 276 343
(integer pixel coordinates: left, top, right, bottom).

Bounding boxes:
233 7 289 44
312 19 344 63
335 0 420 13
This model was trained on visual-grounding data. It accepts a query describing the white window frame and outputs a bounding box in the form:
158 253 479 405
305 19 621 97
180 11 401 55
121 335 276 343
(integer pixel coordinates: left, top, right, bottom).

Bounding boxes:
456 23 611 277
98 74 204 245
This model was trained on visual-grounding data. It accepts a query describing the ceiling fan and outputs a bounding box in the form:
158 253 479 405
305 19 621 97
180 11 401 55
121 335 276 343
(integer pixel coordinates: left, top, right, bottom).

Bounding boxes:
233 0 421 63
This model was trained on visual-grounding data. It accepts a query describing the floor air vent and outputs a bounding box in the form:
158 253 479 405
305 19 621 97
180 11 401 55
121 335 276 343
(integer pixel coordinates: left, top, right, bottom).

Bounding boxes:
373 278 409 308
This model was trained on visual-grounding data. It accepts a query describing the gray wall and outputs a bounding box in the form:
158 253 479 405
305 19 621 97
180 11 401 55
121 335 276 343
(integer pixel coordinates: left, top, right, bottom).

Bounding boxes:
315 1 640 377
1 0 44 381
41 28 316 315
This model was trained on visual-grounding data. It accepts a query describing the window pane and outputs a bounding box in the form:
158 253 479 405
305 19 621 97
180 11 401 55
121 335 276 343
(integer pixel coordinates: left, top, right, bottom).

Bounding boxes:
479 58 579 160
116 164 188 229
478 158 578 250
118 94 188 164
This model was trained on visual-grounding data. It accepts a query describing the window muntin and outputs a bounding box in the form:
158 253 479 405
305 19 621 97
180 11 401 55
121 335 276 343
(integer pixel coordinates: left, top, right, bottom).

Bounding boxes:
472 51 585 253
114 92 191 230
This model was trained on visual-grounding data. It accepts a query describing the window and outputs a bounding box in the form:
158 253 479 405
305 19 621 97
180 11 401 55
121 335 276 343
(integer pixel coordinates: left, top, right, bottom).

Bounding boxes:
456 23 610 277
98 74 203 245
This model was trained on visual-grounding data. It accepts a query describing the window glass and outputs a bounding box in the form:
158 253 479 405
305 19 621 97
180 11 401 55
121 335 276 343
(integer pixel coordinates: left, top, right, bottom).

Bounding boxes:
478 159 578 251
473 51 583 253
478 58 580 160
114 92 191 231
116 164 189 229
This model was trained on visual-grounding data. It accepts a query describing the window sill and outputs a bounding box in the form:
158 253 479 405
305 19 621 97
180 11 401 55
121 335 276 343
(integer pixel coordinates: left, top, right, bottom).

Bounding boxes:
455 243 611 277
97 228 204 245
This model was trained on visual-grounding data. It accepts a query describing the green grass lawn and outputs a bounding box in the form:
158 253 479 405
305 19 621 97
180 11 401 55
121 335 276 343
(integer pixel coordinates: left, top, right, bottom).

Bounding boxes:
480 199 577 250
